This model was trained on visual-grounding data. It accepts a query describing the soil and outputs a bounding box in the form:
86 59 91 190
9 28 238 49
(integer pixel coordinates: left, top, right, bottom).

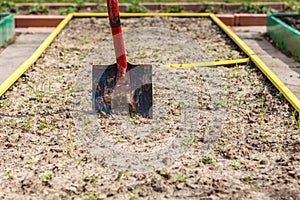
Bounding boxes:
0 17 299 199
278 16 300 32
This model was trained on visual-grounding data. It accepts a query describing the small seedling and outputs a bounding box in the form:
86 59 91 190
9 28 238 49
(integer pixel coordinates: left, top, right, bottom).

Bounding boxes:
162 5 185 13
29 4 49 14
159 168 170 179
251 182 262 192
0 99 11 107
276 92 283 99
42 173 52 183
117 171 123 179
132 115 141 123
83 175 97 186
292 110 300 135
6 171 14 179
231 161 241 170
126 0 147 13
184 136 195 146
39 119 48 130
83 193 99 200
201 155 216 165
20 121 32 130
243 173 254 182
27 160 34 170
115 136 127 143
9 120 17 129
174 174 190 183
260 95 266 131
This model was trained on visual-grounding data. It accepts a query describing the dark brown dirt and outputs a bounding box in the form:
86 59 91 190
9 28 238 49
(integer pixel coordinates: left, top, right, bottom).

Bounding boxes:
278 16 300 31
0 17 299 200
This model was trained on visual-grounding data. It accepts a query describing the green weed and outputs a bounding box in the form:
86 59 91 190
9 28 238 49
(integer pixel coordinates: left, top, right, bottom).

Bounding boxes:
162 5 185 13
184 136 195 145
260 95 265 132
239 3 273 14
292 110 300 135
0 99 11 107
126 0 148 13
231 160 241 170
83 193 99 200
201 155 216 165
29 4 49 14
243 173 254 182
42 173 52 183
174 174 190 183
27 159 34 170
0 1 18 12
286 1 300 12
6 171 14 179
83 175 97 186
39 119 48 130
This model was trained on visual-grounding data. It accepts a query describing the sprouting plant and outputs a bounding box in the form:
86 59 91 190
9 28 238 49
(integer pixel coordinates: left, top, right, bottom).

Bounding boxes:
27 159 34 170
33 82 46 102
231 64 241 78
159 168 170 179
39 119 48 130
231 161 241 170
29 4 49 14
184 136 195 146
243 173 254 182
216 98 228 107
0 99 11 107
97 5 107 13
162 5 185 13
115 136 127 143
292 110 300 135
83 175 97 186
65 124 72 154
202 4 221 14
20 120 32 130
251 182 262 192
132 115 140 123
239 3 273 14
117 171 123 179
9 120 17 129
42 173 52 183
202 155 216 165
276 92 284 99
174 174 190 183
212 144 221 151
176 102 186 110
6 171 14 179
126 0 148 13
260 95 266 132
0 1 19 13
286 1 300 12
83 193 99 200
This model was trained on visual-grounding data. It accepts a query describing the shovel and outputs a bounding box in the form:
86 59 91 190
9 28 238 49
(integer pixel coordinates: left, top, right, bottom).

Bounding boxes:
92 0 153 118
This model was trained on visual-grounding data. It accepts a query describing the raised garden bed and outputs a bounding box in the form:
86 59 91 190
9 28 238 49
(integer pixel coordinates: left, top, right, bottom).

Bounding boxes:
0 16 299 199
267 13 300 61
0 13 15 47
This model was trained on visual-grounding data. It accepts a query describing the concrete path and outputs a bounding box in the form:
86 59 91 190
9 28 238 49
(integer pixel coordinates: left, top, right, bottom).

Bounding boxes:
0 28 54 85
232 26 300 100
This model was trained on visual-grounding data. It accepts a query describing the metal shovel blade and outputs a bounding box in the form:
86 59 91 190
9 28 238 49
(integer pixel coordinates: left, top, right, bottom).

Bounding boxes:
92 62 153 118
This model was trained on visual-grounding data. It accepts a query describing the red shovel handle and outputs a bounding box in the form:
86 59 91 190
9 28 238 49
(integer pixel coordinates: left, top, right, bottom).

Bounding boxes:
107 0 127 79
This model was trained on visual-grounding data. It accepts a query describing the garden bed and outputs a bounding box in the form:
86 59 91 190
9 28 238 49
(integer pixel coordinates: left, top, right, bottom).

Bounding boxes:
0 17 299 199
267 13 300 61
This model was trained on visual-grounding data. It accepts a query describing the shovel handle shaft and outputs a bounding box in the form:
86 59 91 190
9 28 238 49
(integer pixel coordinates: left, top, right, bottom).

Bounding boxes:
107 0 127 79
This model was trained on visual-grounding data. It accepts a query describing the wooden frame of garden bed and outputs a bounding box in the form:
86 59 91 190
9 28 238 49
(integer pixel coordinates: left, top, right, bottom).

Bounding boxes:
1 13 299 112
